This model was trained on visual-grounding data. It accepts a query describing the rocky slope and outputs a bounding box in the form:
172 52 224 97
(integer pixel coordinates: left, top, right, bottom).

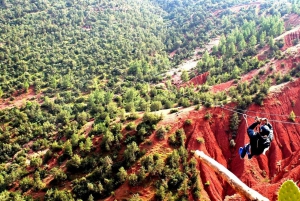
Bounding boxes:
183 78 300 200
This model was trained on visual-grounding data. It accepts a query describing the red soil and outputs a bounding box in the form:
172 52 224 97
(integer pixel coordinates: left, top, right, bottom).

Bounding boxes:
185 72 209 86
284 14 300 28
283 29 300 50
210 54 300 93
183 78 300 200
108 76 300 200
213 2 261 16
0 86 42 110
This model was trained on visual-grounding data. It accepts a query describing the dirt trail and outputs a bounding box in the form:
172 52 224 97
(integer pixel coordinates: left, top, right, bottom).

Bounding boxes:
0 86 42 110
166 37 220 85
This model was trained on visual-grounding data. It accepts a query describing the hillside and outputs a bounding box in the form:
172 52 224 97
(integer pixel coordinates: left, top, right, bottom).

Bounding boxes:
1 0 300 201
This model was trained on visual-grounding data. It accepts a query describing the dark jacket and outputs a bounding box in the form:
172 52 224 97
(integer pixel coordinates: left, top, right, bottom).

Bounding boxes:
247 122 273 156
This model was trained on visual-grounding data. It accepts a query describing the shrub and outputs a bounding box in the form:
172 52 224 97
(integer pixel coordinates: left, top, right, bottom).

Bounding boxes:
125 122 136 131
142 113 162 125
184 119 192 125
196 137 205 144
179 97 191 107
20 176 34 192
170 108 179 114
289 111 296 122
156 126 167 140
150 101 163 111
127 112 139 120
204 112 212 120
258 70 265 75
128 173 138 187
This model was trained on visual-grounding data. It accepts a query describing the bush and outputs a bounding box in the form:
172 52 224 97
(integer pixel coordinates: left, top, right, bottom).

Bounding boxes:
204 112 212 120
156 126 167 140
19 176 34 192
289 111 296 122
179 97 190 107
128 173 138 187
258 70 265 75
169 108 179 114
142 113 162 125
125 122 136 131
184 119 192 125
127 112 139 120
196 137 205 144
150 101 163 111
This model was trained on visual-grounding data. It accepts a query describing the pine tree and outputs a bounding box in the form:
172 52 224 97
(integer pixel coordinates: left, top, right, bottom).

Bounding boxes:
181 70 189 82
63 140 73 157
117 167 128 184
249 35 257 46
230 113 240 131
84 137 93 153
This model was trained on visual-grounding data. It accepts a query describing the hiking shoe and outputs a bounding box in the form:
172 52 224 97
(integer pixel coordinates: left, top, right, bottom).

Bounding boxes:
239 147 246 159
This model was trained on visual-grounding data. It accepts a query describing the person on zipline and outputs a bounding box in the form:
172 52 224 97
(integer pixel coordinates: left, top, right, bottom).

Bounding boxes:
239 117 274 159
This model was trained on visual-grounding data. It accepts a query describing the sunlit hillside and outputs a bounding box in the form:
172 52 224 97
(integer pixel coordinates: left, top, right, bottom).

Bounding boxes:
1 0 300 200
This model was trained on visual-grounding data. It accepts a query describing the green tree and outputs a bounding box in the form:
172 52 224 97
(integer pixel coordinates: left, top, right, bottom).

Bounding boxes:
51 167 67 183
238 39 247 50
249 35 257 46
33 171 46 191
124 142 140 166
129 194 143 201
45 189 74 201
155 185 166 200
102 131 115 151
181 70 189 82
30 157 43 169
228 42 236 56
19 176 34 192
63 140 73 157
24 81 29 92
137 167 146 183
230 112 240 132
150 101 163 111
71 133 79 147
84 137 93 153
128 173 138 187
66 154 82 171
117 167 128 184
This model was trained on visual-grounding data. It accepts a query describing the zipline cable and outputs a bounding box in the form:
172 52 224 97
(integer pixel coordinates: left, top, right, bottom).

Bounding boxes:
221 104 300 118
220 105 300 126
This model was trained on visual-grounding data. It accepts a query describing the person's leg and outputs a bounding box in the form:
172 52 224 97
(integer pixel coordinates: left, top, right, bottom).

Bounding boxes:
239 144 249 159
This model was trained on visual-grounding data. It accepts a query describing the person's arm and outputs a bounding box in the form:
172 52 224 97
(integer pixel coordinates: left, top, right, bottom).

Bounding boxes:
248 122 260 130
247 122 260 138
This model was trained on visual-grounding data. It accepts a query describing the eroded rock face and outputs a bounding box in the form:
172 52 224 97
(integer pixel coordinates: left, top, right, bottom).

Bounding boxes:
283 30 300 50
188 72 209 86
183 79 300 201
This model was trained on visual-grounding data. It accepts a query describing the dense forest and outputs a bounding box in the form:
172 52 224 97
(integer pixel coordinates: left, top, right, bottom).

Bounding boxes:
1 0 300 200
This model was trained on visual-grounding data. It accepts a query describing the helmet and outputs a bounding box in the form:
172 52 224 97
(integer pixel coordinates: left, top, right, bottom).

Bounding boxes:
260 125 270 136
